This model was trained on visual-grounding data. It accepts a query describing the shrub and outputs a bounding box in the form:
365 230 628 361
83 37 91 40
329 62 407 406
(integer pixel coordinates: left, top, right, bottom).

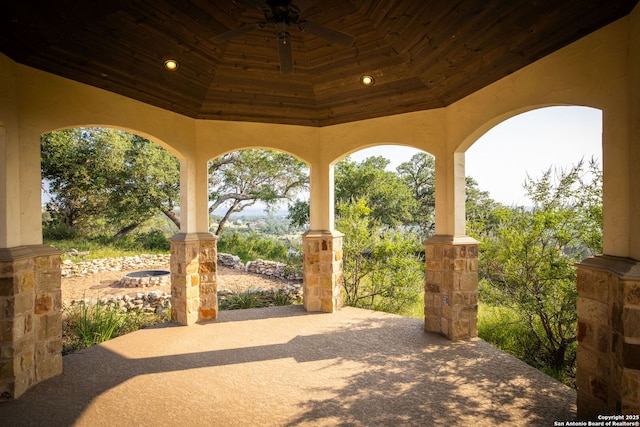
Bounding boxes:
478 302 576 387
135 229 170 251
218 287 302 310
217 232 289 263
62 300 168 355
219 290 267 310
42 221 77 240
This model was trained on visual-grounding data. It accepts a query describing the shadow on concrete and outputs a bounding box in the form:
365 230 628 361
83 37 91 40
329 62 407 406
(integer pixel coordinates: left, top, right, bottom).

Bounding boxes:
0 306 575 426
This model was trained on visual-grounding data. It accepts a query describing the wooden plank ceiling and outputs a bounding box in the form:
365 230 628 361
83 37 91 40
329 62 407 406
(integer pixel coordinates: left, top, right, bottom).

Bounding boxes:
0 0 637 126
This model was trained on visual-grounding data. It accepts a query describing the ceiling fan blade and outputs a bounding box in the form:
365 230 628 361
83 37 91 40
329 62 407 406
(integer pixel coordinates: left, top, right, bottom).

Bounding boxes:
277 32 294 74
211 22 264 43
294 0 321 12
298 21 355 47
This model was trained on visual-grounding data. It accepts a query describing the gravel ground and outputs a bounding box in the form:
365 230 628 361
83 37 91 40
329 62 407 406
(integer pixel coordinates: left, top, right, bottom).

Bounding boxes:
61 264 300 302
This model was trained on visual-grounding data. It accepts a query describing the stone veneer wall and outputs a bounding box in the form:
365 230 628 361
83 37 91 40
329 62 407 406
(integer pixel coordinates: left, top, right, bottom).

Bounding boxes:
576 256 640 417
169 233 218 325
302 231 343 313
0 246 62 400
424 237 479 340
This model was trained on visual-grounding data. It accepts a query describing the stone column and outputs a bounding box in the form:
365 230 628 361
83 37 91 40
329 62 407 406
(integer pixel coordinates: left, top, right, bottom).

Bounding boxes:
302 230 343 313
576 256 640 417
169 233 218 325
0 245 62 401
424 235 479 340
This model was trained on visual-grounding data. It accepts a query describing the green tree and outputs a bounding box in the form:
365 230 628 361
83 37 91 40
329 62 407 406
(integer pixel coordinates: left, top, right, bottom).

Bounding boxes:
465 176 503 238
209 150 308 236
337 198 424 313
397 152 436 235
41 128 180 237
478 159 602 374
335 156 417 227
286 199 310 229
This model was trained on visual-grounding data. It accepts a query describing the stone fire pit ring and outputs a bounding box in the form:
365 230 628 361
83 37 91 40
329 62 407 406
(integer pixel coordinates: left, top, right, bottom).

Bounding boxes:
120 270 171 288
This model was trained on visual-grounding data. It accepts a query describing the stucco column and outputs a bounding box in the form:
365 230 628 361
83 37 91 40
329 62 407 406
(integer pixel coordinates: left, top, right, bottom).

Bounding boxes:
426 151 479 339
170 157 217 325
434 151 466 237
303 161 343 312
0 126 62 400
308 159 334 231
576 12 640 417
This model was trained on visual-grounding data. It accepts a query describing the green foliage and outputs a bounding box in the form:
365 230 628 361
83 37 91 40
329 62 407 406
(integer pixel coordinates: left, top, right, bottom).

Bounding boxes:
46 234 170 260
478 303 576 386
209 150 309 235
397 152 436 236
42 221 77 241
134 230 171 251
335 156 417 227
41 128 180 238
90 230 170 252
72 302 125 349
465 176 504 238
477 303 540 362
63 301 168 354
217 232 289 263
478 159 601 376
219 290 267 310
218 288 301 310
337 199 424 313
272 288 296 306
287 200 310 229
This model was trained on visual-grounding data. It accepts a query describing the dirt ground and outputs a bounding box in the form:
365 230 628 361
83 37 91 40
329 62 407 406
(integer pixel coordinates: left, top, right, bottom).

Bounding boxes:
61 265 299 302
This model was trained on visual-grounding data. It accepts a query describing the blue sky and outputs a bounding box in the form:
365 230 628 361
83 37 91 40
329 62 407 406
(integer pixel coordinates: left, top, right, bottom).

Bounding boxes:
349 106 602 206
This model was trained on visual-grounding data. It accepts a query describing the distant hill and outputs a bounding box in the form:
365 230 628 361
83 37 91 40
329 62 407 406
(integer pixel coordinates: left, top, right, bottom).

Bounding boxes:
210 205 289 218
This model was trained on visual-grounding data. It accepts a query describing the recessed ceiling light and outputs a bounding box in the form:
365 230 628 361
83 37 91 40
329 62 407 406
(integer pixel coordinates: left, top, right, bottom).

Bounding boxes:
360 75 375 86
164 59 179 70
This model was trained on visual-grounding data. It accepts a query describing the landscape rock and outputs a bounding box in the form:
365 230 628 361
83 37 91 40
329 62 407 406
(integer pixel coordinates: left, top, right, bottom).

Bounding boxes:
217 253 244 270
246 259 302 281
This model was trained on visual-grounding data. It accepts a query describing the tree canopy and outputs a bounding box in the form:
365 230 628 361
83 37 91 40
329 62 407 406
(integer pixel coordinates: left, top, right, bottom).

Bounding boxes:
41 128 180 238
396 152 436 234
335 156 417 227
208 150 308 236
478 159 602 373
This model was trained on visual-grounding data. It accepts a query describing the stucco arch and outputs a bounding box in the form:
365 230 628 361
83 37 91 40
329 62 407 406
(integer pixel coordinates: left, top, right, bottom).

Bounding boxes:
194 120 318 166
331 142 435 167
11 61 196 160
40 124 185 160
455 104 598 154
320 110 447 165
204 145 309 167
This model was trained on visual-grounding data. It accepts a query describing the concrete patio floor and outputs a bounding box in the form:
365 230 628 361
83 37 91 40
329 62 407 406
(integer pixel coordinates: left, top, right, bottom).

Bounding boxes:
0 306 576 426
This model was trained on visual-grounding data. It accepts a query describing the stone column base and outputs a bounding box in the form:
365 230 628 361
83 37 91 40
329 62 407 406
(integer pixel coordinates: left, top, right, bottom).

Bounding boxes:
0 245 62 401
169 233 218 325
576 255 640 417
303 230 344 313
424 235 479 340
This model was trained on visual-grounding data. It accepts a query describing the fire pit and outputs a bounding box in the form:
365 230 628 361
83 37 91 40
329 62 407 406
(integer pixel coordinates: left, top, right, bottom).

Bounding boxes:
120 270 171 288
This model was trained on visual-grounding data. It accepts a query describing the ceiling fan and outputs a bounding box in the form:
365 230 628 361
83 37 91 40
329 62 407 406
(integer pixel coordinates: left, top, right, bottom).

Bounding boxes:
212 0 355 74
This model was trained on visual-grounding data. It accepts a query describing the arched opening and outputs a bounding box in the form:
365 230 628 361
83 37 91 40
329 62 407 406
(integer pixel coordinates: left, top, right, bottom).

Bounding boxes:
331 144 434 318
464 105 603 387
206 148 309 308
40 126 180 352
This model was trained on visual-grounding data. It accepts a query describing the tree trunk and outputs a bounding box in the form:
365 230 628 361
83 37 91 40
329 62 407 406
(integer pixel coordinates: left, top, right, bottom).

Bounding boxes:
161 207 181 230
552 343 568 371
215 201 239 236
114 223 140 238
